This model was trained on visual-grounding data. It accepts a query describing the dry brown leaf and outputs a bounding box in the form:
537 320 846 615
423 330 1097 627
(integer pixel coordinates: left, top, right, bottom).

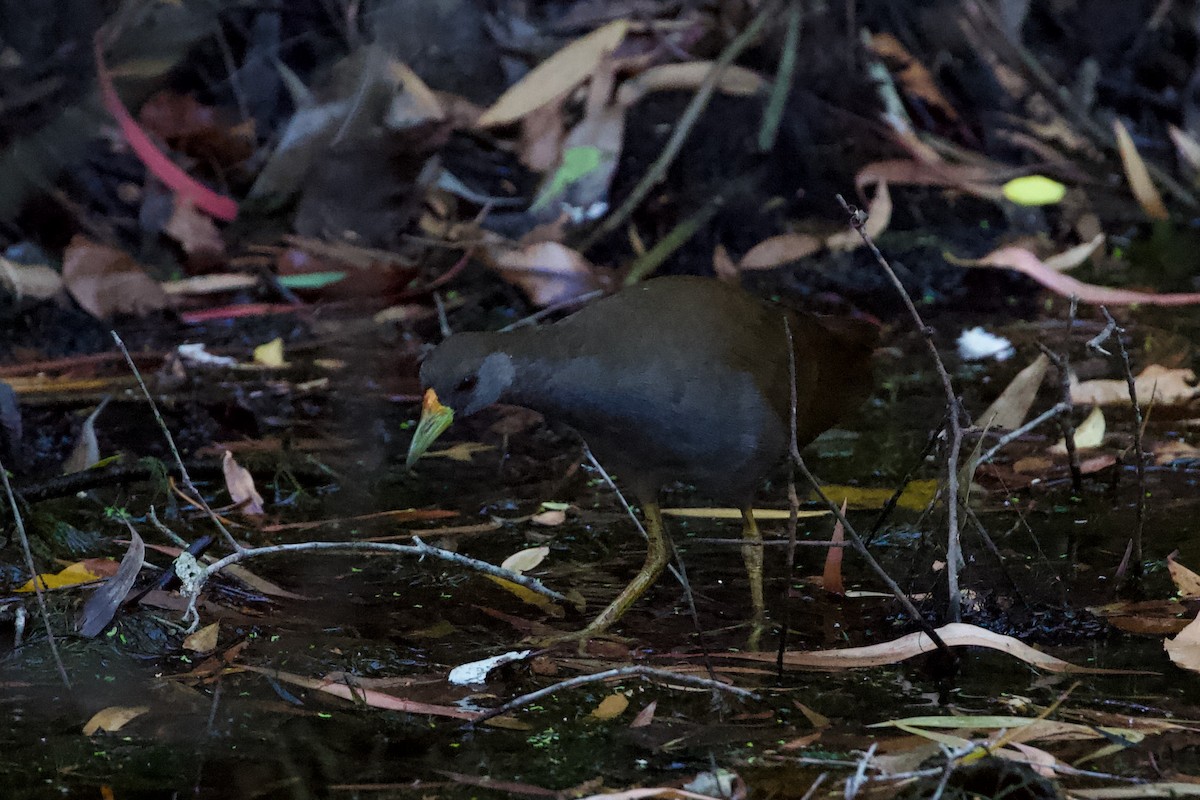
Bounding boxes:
1169 555 1200 598
221 450 264 514
1113 119 1170 221
1042 233 1104 272
83 706 150 735
739 233 823 271
164 200 225 258
726 622 1150 674
630 700 657 728
1169 125 1200 174
1071 365 1199 406
856 159 1004 201
821 501 846 596
183 622 220 653
483 240 600 307
0 257 64 301
61 236 170 319
478 20 629 127
1154 439 1200 465
868 33 959 123
1166 614 1200 673
959 246 1200 306
517 102 567 172
978 354 1049 430
161 273 259 296
530 509 566 526
616 61 764 106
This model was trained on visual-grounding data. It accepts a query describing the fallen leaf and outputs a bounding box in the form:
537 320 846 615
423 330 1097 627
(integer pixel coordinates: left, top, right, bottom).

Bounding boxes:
482 240 600 307
616 61 764 105
868 33 959 124
1169 555 1200 598
1051 406 1105 453
1042 233 1104 272
384 61 446 130
242 665 480 720
725 622 1151 674
501 546 549 574
630 700 657 728
253 337 286 368
83 706 150 735
423 442 495 462
1071 365 1198 406
739 233 823 271
61 236 170 319
1169 125 1200 174
661 507 828 520
591 692 629 720
183 622 220 653
63 398 110 474
478 20 629 127
856 159 1005 201
1166 614 1200 673
1113 119 1170 221
1002 175 1066 206
77 531 145 637
0 257 64 301
957 246 1200 306
821 502 847 596
17 561 103 592
530 509 566 526
164 199 225 259
1154 439 1200 465
978 354 1049 430
222 450 264 514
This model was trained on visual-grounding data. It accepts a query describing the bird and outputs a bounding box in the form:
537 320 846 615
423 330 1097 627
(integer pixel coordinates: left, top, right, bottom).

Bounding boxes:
406 276 877 644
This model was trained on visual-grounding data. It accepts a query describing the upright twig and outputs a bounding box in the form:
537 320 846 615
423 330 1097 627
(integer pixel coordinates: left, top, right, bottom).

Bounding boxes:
1093 307 1147 581
836 195 968 622
0 455 71 689
777 315 803 673
781 320 953 658
578 0 780 252
757 0 802 152
112 332 243 554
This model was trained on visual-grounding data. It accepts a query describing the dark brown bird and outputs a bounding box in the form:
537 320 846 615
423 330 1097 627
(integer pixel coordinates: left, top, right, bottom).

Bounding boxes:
407 276 877 642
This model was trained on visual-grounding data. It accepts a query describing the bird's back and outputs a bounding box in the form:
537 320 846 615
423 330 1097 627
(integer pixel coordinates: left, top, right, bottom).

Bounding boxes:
503 277 876 502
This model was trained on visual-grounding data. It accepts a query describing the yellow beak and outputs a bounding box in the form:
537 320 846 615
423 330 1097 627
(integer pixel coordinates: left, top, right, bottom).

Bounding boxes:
405 388 455 467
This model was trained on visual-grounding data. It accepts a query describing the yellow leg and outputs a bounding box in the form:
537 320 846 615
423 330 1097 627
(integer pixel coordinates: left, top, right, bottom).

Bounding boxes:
742 507 766 649
542 501 670 648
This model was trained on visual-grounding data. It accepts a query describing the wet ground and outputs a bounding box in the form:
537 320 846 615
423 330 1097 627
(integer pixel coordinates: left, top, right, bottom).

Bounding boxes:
2 300 1200 799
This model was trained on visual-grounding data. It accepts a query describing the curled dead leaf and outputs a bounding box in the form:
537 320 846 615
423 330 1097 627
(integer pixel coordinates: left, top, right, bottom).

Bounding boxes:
482 240 600 307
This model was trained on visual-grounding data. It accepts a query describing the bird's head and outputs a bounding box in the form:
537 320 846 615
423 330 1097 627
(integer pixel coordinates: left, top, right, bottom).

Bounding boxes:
406 333 515 467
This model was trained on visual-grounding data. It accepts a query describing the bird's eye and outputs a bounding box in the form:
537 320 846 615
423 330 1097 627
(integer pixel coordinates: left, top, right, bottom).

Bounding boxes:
455 375 479 393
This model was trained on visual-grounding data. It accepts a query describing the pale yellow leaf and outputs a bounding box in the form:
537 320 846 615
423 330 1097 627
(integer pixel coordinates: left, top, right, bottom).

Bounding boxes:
978 354 1049 430
1113 118 1169 221
83 706 150 735
183 622 220 653
253 337 285 367
478 20 629 127
591 692 629 720
501 546 549 574
1050 405 1105 453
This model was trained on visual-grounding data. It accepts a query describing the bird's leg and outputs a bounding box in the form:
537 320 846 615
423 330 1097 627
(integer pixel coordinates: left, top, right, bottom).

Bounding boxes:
741 507 766 650
540 501 670 649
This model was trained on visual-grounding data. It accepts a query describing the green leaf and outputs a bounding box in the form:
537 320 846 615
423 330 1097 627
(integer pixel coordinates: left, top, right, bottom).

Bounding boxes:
530 146 603 211
278 271 347 289
1002 175 1067 206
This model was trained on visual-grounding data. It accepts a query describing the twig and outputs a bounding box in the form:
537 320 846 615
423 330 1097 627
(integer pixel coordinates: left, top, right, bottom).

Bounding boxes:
499 289 605 332
799 773 828 800
0 454 71 689
1100 306 1147 581
836 195 967 622
976 402 1071 467
623 195 723 285
844 743 878 800
690 537 846 547
112 332 244 554
578 0 780 252
778 317 803 671
467 665 757 728
757 0 802 152
1037 303 1083 495
781 320 953 658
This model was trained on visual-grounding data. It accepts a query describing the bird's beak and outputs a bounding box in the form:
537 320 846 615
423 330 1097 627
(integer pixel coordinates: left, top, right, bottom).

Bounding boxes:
406 388 455 468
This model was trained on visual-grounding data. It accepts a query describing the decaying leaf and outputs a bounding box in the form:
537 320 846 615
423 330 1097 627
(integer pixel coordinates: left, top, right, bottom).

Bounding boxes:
979 354 1049 430
1113 119 1170 221
739 233 823 271
61 236 170 319
0 257 64 301
1071 365 1199 407
482 240 600 307
77 530 145 638
83 706 150 735
183 622 220 653
1168 554 1200 598
1165 614 1200 673
222 450 264 514
956 246 1200 306
477 20 629 127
